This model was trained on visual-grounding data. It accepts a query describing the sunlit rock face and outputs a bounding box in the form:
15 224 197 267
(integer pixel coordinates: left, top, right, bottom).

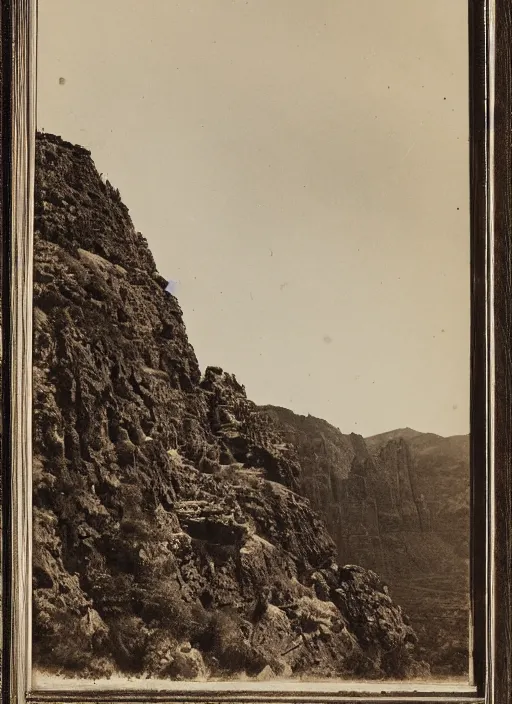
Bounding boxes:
32 133 426 681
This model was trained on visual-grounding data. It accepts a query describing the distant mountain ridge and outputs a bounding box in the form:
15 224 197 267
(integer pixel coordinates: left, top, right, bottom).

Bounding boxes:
366 427 433 443
262 406 470 676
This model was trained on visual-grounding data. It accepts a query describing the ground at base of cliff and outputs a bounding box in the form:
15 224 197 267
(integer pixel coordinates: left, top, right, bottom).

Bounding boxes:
33 671 471 689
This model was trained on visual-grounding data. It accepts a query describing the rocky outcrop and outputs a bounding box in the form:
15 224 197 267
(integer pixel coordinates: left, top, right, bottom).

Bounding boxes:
264 408 469 677
32 133 426 681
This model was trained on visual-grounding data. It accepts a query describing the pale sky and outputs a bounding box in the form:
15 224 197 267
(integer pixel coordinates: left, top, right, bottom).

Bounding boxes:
37 0 470 437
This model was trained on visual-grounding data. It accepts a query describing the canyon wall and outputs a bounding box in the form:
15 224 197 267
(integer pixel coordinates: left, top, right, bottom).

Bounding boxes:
32 133 425 681
264 407 470 676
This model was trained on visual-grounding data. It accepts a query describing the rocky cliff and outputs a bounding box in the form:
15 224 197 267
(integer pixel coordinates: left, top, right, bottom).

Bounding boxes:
366 429 470 560
32 133 426 681
263 408 469 677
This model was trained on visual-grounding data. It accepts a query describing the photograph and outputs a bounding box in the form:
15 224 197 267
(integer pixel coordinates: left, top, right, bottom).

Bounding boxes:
31 0 470 689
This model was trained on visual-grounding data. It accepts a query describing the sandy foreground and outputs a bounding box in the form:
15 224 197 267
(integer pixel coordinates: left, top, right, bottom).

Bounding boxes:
32 671 475 694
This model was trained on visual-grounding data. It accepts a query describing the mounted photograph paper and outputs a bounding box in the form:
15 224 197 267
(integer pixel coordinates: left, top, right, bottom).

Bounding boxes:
29 0 472 692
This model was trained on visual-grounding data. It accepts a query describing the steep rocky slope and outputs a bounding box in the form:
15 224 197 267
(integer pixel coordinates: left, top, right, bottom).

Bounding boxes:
32 133 426 681
263 407 469 677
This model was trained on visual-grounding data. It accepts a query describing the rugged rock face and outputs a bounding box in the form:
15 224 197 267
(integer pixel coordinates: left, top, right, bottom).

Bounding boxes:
367 429 469 560
263 407 469 677
32 133 426 681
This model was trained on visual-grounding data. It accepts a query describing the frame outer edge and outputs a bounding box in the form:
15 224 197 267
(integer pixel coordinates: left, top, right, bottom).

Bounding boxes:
490 0 512 702
9 0 36 701
2 1 505 704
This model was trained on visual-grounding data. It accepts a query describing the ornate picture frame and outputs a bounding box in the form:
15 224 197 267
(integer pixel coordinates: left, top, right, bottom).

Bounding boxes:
2 0 511 703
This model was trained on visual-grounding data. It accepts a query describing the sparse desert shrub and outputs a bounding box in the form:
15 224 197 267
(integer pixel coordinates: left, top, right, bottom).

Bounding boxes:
340 643 384 680
196 610 267 675
33 609 90 672
108 615 150 672
134 579 199 637
33 591 109 674
86 569 135 618
82 656 115 679
142 631 179 677
381 644 430 680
